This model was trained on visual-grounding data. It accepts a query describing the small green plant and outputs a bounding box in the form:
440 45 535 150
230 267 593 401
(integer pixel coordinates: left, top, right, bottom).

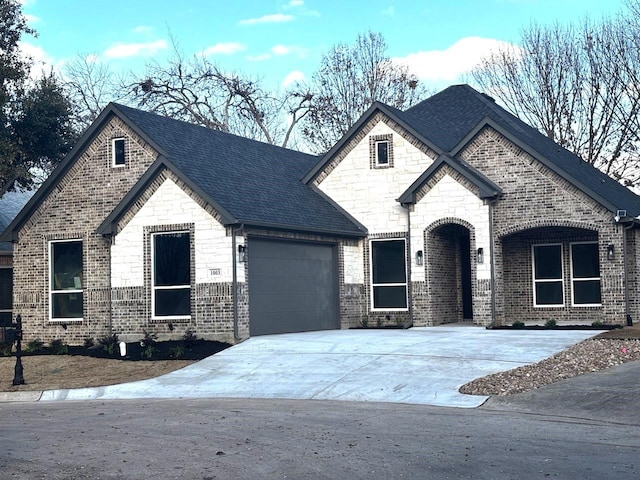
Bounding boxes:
0 342 12 356
545 319 557 329
25 339 44 353
50 339 68 355
360 317 369 328
98 333 119 356
591 321 603 327
83 337 95 349
169 344 186 359
512 321 525 329
140 330 157 359
376 318 383 328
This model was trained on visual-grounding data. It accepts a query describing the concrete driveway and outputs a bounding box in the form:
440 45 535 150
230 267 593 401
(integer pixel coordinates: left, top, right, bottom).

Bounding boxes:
39 325 600 407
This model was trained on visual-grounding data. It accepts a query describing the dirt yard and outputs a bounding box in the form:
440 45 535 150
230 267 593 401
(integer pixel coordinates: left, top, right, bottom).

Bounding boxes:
0 355 196 392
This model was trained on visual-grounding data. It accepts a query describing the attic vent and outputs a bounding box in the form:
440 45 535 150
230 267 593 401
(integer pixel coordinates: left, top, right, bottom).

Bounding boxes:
481 93 496 103
617 210 627 218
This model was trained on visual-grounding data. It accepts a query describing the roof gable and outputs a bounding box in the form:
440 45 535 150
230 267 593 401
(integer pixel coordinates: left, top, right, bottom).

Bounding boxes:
398 154 502 205
403 84 640 216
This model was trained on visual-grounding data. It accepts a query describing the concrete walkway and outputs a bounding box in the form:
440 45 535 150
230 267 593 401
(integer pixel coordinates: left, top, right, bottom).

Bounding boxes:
39 326 600 407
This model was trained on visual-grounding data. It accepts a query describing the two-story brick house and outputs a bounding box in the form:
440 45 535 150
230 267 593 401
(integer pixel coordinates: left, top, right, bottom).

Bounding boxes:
3 84 640 344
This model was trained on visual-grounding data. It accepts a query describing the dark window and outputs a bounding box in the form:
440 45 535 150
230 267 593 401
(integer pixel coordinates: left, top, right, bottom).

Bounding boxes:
113 138 125 166
533 244 563 306
371 239 407 309
376 141 389 165
50 241 83 319
153 232 191 317
0 268 12 326
571 243 601 305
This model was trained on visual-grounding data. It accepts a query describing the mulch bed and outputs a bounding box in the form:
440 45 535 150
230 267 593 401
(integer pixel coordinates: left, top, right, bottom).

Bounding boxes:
16 339 230 361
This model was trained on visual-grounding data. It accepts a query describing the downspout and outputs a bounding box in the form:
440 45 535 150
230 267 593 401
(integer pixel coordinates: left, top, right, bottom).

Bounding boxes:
622 219 634 326
231 225 241 341
403 203 414 328
487 198 498 329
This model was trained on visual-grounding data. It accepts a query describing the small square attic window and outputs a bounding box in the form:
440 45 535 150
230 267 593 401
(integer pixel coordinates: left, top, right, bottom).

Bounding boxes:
112 138 125 166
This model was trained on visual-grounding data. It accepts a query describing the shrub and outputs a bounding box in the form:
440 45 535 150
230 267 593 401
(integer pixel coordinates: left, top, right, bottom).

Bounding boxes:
360 317 369 328
98 333 119 356
592 321 603 327
25 339 44 353
181 328 198 348
83 337 95 349
140 330 157 359
50 339 68 355
545 319 557 328
512 321 525 329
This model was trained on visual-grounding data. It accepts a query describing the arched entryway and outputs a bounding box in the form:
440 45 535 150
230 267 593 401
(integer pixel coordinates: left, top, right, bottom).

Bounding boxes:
425 221 475 324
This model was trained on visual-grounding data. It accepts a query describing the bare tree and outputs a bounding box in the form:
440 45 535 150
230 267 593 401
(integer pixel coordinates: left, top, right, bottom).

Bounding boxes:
472 13 640 187
125 43 311 148
63 53 124 131
301 31 426 154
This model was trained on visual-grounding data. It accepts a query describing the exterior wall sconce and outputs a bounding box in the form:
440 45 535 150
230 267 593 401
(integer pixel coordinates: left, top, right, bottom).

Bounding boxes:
238 244 246 263
477 247 484 264
416 250 423 266
607 244 615 261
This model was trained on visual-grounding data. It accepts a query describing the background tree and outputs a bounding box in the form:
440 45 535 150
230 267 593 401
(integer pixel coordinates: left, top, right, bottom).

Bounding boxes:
63 53 123 132
471 10 640 187
300 31 426 154
0 0 77 189
124 42 311 148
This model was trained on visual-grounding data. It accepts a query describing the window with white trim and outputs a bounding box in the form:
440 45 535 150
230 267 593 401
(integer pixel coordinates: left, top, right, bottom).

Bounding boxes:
370 239 407 310
0 267 13 326
152 231 191 318
112 138 125 166
532 244 564 307
571 242 601 306
50 240 83 320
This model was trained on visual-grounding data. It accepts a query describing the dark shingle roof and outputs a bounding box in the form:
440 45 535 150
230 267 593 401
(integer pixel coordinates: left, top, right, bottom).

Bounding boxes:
113 104 366 236
0 186 35 252
402 84 640 216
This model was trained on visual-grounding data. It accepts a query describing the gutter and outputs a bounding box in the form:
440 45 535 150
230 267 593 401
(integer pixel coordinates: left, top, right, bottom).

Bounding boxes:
231 225 242 341
402 203 414 328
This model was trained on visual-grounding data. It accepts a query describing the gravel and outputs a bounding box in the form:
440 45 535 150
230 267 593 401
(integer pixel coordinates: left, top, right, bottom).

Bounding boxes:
460 337 640 396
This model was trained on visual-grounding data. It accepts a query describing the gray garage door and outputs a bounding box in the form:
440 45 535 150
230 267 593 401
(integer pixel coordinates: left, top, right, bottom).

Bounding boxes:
248 238 339 336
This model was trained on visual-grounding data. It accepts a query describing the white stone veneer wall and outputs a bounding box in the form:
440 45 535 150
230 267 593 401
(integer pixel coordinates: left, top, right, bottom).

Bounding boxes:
111 178 245 287
318 121 435 234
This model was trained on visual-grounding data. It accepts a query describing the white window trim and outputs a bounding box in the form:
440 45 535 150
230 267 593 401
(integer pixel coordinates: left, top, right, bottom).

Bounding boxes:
151 231 191 320
570 241 602 307
112 138 125 167
532 243 564 308
370 238 408 312
49 239 83 322
375 140 389 166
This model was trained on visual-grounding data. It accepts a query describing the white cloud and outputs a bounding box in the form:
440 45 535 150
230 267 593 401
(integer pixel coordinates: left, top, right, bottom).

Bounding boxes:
24 13 39 24
201 42 247 55
272 44 307 57
246 53 272 62
285 0 303 7
238 13 294 25
103 40 168 59
393 37 517 82
133 25 153 34
382 6 395 16
282 70 305 87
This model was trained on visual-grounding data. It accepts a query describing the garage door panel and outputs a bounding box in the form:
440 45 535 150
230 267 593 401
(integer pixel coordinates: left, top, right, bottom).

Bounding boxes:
248 238 339 336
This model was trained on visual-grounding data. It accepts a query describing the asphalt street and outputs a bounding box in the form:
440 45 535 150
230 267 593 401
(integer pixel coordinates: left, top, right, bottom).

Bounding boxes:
0 390 638 480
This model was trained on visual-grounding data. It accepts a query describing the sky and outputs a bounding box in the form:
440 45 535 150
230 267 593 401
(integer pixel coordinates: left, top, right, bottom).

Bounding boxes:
19 0 629 93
